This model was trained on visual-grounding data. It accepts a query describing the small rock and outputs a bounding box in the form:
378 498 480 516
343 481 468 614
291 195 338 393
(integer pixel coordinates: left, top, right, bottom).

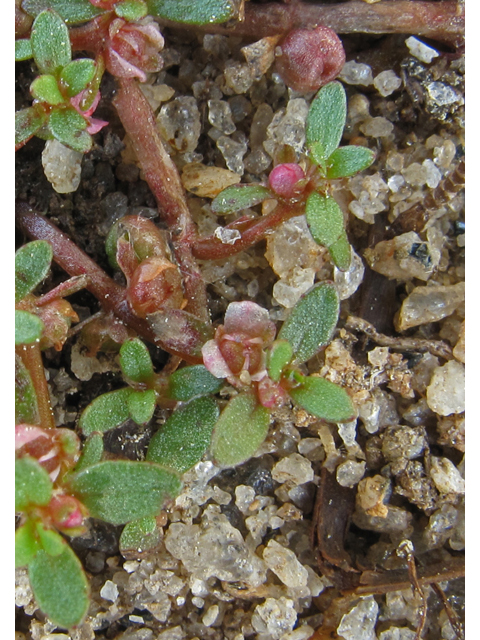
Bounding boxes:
426 361 465 415
334 249 365 300
360 116 394 138
271 453 314 485
378 627 417 640
42 140 83 193
429 456 465 494
382 425 427 461
241 37 277 79
453 321 465 363
337 596 379 640
356 475 391 517
336 460 366 488
181 163 240 198
426 82 460 106
339 61 374 86
373 70 402 97
224 61 254 94
208 99 236 135
100 580 119 602
216 134 248 174
405 36 439 63
157 96 201 153
251 597 297 640
202 604 220 627
263 539 309 588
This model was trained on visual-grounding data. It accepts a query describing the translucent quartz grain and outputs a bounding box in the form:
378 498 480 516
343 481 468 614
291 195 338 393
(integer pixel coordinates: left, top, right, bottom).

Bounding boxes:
334 248 365 299
373 70 402 97
224 61 254 94
208 100 236 134
271 453 314 485
360 116 394 138
339 61 374 86
429 456 465 494
251 597 297 639
157 97 201 153
216 135 248 174
336 460 366 488
337 597 379 640
405 36 439 63
426 361 465 415
396 282 465 330
263 539 309 588
42 140 83 194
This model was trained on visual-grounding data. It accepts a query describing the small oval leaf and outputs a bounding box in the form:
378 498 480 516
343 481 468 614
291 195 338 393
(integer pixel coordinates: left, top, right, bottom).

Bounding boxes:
168 365 223 401
267 340 293 383
48 107 92 153
16 457 52 511
328 231 351 271
15 354 40 425
15 240 53 302
305 192 344 248
78 388 133 436
22 0 103 24
15 106 48 148
147 0 236 25
31 10 71 75
278 282 339 364
147 396 219 473
326 145 375 179
69 460 182 524
290 375 356 423
211 184 271 215
30 74 64 105
119 516 161 556
36 523 66 556
115 0 148 21
74 432 104 472
28 546 90 628
120 338 154 383
306 81 346 162
15 522 42 567
60 58 96 97
128 389 157 425
211 393 270 468
15 39 33 61
15 310 44 345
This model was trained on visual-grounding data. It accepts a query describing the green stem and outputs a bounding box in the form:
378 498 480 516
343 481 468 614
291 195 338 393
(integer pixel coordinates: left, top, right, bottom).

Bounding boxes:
16 343 56 430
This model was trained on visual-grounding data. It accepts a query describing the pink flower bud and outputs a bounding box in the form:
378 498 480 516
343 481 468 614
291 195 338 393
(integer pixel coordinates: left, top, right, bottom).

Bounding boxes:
49 495 86 534
268 163 305 199
275 26 346 92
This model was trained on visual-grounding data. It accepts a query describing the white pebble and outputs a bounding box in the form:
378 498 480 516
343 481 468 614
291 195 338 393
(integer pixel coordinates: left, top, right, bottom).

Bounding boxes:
100 580 119 602
360 117 394 138
339 61 374 86
337 596 379 640
202 604 220 627
263 539 309 588
426 361 465 416
271 453 314 485
373 70 402 97
430 456 465 494
42 140 83 194
405 36 439 63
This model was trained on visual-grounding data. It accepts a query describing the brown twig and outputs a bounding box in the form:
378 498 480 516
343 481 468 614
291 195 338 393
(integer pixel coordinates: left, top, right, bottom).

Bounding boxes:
431 582 465 640
112 78 209 323
345 315 453 359
397 540 428 640
156 1 465 48
16 343 56 430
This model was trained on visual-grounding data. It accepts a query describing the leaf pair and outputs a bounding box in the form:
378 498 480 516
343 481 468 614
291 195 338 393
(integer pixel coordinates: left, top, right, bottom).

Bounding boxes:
22 0 237 26
305 82 375 270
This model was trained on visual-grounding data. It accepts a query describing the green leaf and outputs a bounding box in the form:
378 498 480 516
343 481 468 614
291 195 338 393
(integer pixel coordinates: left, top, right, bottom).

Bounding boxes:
48 107 92 153
326 145 375 179
69 460 182 524
278 282 339 364
211 184 271 215
128 389 157 425
15 457 52 511
148 309 214 361
115 0 148 21
16 522 42 567
305 192 344 248
60 58 96 97
22 0 103 24
74 433 104 472
28 546 90 628
15 310 44 345
306 82 346 162
147 396 219 473
15 106 48 148
36 523 66 556
78 388 133 436
289 375 356 423
328 231 351 271
15 240 53 302
168 365 223 401
31 10 71 75
146 0 236 25
120 338 154 383
15 354 40 425
267 340 293 383
119 516 161 556
15 39 33 61
211 393 270 468
30 74 64 105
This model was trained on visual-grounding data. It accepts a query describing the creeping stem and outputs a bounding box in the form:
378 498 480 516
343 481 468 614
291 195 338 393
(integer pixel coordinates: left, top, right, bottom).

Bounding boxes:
16 343 56 430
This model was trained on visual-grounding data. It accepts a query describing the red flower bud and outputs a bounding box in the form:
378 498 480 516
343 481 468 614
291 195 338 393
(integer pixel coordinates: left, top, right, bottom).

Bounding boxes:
275 26 346 92
268 163 305 199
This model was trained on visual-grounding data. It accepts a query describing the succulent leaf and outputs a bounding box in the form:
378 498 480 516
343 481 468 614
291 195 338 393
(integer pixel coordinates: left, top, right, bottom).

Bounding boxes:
15 240 53 302
120 338 155 383
211 184 271 215
31 10 71 75
306 81 346 161
168 365 223 401
146 0 236 25
289 375 356 422
326 145 375 179
305 192 344 248
15 310 45 345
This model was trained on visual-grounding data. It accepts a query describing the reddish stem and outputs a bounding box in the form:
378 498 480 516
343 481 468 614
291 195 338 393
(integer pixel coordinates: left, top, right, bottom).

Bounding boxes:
192 202 304 260
156 1 464 47
16 203 201 363
16 343 56 430
112 77 209 322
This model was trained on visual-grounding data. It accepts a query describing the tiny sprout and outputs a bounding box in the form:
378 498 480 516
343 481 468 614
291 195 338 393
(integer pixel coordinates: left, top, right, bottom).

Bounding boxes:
274 25 346 92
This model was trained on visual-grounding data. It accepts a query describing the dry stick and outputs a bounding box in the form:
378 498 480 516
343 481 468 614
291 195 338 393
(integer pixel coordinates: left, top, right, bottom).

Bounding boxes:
16 203 200 363
157 1 465 47
112 78 209 323
16 344 56 430
431 583 465 640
